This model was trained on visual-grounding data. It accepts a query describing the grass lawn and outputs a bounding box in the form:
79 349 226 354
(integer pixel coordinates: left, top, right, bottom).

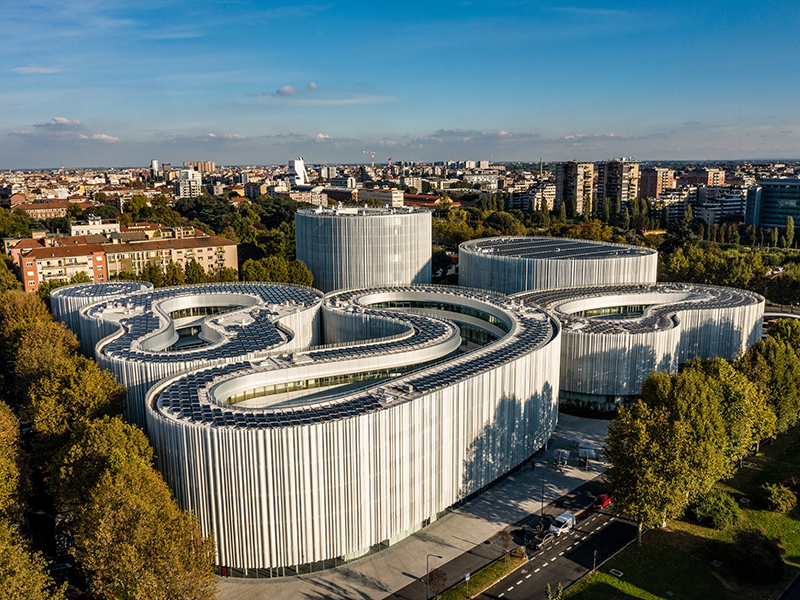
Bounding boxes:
440 549 526 600
566 425 800 600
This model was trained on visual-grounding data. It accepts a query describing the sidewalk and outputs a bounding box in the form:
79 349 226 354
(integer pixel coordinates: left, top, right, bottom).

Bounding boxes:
216 414 609 600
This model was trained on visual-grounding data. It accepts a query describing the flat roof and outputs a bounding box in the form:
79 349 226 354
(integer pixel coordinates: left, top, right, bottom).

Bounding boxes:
460 236 657 260
150 285 559 430
297 207 428 217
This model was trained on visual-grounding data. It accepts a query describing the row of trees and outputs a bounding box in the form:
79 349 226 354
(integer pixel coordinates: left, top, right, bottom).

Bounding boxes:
606 319 800 543
0 289 216 598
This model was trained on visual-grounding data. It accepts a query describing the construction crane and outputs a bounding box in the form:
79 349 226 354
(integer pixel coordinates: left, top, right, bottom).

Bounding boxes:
387 157 392 167
362 150 376 169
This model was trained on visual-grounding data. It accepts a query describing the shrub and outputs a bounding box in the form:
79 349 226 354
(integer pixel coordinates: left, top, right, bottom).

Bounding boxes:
731 529 784 583
762 483 798 513
693 490 740 529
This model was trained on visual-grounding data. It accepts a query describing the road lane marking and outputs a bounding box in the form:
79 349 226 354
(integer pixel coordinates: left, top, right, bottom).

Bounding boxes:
526 574 532 579
516 580 523 585
534 568 541 573
559 551 564 556
541 563 548 568
551 557 557 562
499 594 504 598
508 587 514 591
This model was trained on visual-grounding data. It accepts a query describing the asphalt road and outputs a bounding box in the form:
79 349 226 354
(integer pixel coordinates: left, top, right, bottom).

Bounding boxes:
478 511 637 600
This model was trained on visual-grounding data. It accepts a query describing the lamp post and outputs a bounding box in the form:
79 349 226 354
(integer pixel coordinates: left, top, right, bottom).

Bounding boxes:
426 553 442 600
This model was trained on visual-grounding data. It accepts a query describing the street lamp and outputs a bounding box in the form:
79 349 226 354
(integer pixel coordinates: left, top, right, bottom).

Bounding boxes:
426 553 442 600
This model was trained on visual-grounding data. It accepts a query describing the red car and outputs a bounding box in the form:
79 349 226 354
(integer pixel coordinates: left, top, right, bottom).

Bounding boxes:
592 494 611 510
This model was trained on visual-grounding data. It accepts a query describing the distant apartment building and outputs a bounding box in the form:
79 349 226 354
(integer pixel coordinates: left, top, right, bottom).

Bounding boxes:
508 182 557 212
244 182 268 199
746 179 800 229
694 186 749 225
183 161 216 173
596 158 639 207
555 161 594 215
174 169 202 199
639 167 675 200
658 187 697 222
70 217 121 237
357 188 404 208
678 168 725 187
17 201 73 220
463 173 499 190
399 176 423 191
330 176 357 189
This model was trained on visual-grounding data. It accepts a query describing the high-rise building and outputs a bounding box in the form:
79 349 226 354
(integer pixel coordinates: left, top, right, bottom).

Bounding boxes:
183 161 216 174
555 162 594 215
174 168 202 198
639 167 674 200
289 158 310 186
745 179 800 229
596 158 639 208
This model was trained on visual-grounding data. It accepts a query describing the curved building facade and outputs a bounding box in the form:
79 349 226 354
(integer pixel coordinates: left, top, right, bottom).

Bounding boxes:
143 285 560 576
50 281 154 355
459 236 658 294
516 283 764 403
77 283 324 428
295 207 432 292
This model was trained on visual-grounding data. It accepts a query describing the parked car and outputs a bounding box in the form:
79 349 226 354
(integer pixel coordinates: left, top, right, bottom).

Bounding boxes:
592 494 612 510
548 512 576 536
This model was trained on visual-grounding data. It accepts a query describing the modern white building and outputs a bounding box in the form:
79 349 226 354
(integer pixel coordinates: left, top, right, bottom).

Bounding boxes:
174 168 202 198
50 281 153 355
357 188 404 207
77 283 324 428
141 285 561 576
516 283 764 404
459 237 658 294
289 158 310 186
295 207 432 293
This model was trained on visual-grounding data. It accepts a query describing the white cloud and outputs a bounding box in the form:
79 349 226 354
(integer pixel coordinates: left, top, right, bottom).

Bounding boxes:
34 117 82 129
91 134 119 143
314 133 331 142
276 85 299 96
11 65 65 74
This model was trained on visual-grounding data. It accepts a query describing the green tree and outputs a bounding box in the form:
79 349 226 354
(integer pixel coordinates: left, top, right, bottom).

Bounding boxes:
0 523 66 600
771 227 779 247
0 290 51 348
737 337 800 433
37 271 92 305
286 260 313 286
77 460 216 600
138 262 164 287
621 207 630 230
164 261 185 287
0 402 24 521
27 355 125 456
605 400 684 544
787 216 795 247
51 417 153 513
184 259 207 284
558 202 567 223
0 257 21 292
13 320 79 398
539 199 551 228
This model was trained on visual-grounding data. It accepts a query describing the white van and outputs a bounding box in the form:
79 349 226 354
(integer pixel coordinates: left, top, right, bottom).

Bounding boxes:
548 513 576 536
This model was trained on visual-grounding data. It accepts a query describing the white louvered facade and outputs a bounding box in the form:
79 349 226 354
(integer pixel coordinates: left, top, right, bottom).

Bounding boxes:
516 284 764 401
459 236 658 294
295 207 432 293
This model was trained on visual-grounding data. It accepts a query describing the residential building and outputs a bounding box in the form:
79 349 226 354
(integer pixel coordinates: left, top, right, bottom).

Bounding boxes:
357 188 404 207
244 183 268 199
183 161 216 174
70 217 121 237
19 244 107 293
639 167 675 200
174 169 202 199
678 168 725 187
694 186 749 225
103 235 238 276
596 158 639 208
555 162 594 215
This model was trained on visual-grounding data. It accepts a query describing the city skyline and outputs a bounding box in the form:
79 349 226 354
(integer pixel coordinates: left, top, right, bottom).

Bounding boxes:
2 0 799 168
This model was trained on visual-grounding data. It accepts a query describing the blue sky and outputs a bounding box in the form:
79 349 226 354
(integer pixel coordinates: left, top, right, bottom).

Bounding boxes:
1 0 799 168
